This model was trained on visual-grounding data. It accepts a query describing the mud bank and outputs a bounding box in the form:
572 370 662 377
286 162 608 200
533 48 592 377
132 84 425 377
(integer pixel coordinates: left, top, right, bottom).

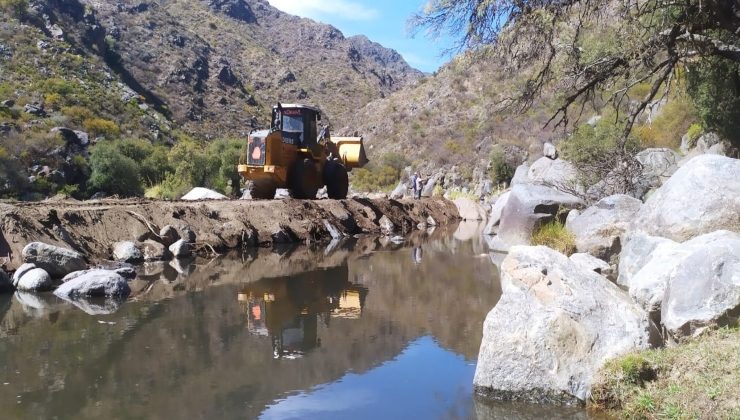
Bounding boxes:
0 198 458 270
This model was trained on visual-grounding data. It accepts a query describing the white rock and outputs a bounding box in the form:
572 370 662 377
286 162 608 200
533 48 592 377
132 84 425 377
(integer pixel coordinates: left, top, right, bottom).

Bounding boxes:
565 194 642 262
454 197 487 221
543 142 558 159
527 158 579 188
569 253 612 279
16 268 52 292
54 269 130 299
483 191 511 235
632 154 740 241
181 187 227 201
112 241 143 263
168 239 191 258
22 242 86 278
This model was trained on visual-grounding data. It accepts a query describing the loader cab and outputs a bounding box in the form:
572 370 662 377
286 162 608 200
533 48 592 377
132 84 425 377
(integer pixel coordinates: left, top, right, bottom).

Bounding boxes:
272 104 321 148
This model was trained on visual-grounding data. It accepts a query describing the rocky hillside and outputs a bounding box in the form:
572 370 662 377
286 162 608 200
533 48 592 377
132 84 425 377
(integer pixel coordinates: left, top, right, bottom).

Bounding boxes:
1 0 421 139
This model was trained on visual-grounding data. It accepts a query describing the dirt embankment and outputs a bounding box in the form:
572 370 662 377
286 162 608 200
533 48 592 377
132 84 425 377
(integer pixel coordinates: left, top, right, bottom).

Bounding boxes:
0 197 459 271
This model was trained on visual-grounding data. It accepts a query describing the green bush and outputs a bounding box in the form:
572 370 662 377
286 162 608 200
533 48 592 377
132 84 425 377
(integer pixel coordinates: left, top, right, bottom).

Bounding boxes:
489 147 514 185
0 0 28 17
83 118 120 138
87 142 143 196
685 123 703 149
531 220 576 255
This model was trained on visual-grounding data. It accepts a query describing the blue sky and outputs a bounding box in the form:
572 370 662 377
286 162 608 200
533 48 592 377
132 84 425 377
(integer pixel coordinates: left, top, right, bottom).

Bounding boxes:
267 0 454 73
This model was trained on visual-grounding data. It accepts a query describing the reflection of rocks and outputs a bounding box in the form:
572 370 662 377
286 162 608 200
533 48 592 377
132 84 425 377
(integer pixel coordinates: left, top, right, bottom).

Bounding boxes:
473 394 589 419
14 291 59 317
475 246 654 404
59 296 124 315
453 221 484 242
0 270 13 293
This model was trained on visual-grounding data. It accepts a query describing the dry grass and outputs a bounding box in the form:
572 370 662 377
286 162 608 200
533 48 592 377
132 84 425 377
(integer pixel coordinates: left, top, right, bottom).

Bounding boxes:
590 327 740 419
531 220 577 256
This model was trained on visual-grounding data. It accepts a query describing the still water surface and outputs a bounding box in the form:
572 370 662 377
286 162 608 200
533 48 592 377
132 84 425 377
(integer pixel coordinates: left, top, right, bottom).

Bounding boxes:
0 226 590 419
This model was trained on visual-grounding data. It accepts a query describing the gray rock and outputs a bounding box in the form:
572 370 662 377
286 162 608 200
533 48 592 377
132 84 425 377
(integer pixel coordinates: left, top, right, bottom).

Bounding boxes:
569 253 613 279
275 189 291 199
527 158 579 188
24 104 45 116
159 225 180 246
12 263 37 288
510 164 530 186
496 184 584 246
379 215 395 235
22 242 87 278
216 221 251 248
421 173 442 197
168 239 191 258
389 181 407 199
543 142 558 159
632 155 740 241
0 270 13 293
142 240 171 261
114 266 137 280
662 230 740 338
617 231 677 290
16 268 52 292
483 190 511 235
181 187 228 200
634 148 680 196
696 132 721 152
426 215 437 226
54 270 130 299
453 197 487 221
112 241 143 263
474 246 654 404
177 225 197 243
565 194 642 262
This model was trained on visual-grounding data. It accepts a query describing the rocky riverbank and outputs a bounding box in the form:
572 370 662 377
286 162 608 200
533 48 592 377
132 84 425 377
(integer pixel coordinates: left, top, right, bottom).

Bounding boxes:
474 152 740 415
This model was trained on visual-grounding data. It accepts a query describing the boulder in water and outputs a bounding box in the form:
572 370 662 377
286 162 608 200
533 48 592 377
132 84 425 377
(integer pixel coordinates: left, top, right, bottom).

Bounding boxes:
112 241 143 263
54 269 130 299
15 268 53 292
168 239 192 258
474 246 655 404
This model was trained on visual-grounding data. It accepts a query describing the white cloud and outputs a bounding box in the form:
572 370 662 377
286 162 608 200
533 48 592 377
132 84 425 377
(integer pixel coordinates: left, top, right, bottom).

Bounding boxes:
268 0 379 21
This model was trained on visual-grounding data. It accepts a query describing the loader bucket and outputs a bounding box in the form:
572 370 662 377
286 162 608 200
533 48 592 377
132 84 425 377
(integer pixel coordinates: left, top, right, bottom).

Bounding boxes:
330 136 369 170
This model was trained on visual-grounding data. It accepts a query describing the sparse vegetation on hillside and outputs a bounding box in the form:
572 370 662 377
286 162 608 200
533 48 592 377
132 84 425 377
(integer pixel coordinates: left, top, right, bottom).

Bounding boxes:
531 220 576 256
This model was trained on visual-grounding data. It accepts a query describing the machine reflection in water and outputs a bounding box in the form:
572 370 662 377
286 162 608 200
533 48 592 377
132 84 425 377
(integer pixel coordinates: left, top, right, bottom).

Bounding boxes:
238 264 369 359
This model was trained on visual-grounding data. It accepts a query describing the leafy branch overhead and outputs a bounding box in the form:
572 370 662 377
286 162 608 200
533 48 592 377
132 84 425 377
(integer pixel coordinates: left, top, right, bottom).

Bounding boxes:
412 0 740 147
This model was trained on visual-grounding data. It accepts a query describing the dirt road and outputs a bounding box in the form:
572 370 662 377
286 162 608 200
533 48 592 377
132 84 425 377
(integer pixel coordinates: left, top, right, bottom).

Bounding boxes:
0 197 458 270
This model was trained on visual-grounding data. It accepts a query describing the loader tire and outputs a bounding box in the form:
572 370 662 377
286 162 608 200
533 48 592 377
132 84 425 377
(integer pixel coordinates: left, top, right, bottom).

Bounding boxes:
324 160 348 199
248 179 277 200
289 158 321 199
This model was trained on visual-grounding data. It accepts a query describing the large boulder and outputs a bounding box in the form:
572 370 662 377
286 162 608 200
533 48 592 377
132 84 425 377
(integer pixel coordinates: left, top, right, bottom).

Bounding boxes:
510 164 530 186
454 197 487 221
483 191 511 235
54 269 130 299
496 184 584 247
474 246 654 404
181 187 228 200
421 173 442 197
565 194 642 262
661 231 740 338
569 253 613 280
527 158 579 188
112 241 143 263
619 230 740 337
633 148 680 197
389 181 407 199
543 142 558 159
15 268 52 292
632 154 740 241
22 242 86 278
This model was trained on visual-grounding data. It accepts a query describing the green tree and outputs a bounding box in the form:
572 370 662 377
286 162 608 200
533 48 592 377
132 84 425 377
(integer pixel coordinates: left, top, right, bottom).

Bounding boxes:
686 57 740 147
87 142 143 196
413 0 740 147
0 0 28 18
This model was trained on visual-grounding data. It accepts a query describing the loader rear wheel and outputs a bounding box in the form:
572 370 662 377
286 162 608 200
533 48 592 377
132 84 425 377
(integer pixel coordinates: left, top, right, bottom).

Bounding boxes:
248 179 277 200
289 158 321 199
324 160 348 199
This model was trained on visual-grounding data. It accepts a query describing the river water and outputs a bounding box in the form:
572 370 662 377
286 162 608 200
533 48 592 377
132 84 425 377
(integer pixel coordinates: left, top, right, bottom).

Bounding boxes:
0 223 590 419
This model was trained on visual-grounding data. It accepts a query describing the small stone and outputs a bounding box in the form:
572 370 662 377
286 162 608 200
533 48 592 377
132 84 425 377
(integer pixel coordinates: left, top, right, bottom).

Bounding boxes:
142 240 171 261
16 268 52 292
168 239 191 258
159 225 180 246
112 241 143 263
379 215 395 235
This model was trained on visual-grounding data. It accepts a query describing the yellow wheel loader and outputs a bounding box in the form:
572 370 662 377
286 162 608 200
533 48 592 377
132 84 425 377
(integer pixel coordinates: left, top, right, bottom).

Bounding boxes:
238 103 368 199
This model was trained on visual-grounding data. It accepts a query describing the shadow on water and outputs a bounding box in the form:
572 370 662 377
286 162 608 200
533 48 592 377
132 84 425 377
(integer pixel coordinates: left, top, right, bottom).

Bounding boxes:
0 222 594 419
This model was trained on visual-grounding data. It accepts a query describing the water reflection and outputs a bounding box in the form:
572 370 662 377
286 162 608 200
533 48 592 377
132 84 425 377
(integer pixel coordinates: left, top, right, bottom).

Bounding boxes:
238 266 369 359
0 225 592 419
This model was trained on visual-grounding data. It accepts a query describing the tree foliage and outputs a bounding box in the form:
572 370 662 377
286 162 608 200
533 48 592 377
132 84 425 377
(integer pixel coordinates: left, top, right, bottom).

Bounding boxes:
686 57 740 146
413 0 740 147
88 142 143 197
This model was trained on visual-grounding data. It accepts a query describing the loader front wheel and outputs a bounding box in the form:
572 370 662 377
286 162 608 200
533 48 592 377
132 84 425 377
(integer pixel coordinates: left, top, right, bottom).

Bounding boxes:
247 179 277 200
289 159 321 199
